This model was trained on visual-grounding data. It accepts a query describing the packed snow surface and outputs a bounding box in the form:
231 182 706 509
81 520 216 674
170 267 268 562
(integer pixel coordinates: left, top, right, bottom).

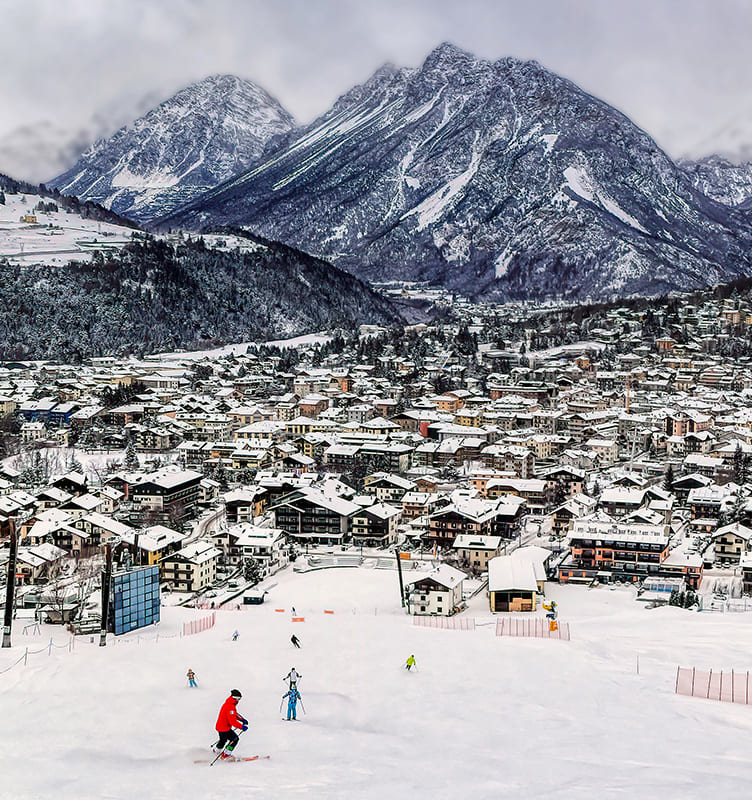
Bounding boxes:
3 566 752 799
0 192 133 265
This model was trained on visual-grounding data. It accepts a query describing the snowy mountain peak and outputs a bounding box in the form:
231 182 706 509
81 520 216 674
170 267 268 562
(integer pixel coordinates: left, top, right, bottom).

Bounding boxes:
421 41 480 73
48 75 295 223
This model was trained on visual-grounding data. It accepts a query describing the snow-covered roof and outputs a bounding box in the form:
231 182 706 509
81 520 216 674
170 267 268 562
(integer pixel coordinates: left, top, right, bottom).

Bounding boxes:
406 564 466 590
488 556 538 593
713 522 752 541
453 534 502 550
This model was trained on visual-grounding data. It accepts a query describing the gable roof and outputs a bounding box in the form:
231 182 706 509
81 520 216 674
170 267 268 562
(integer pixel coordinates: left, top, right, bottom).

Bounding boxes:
488 556 538 593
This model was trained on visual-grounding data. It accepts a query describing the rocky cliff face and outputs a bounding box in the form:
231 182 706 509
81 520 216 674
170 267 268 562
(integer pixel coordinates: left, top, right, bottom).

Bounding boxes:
158 44 752 302
49 75 295 224
679 155 752 206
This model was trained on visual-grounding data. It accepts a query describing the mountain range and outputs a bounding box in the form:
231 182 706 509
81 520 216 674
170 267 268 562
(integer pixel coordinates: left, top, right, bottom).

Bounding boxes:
47 44 752 303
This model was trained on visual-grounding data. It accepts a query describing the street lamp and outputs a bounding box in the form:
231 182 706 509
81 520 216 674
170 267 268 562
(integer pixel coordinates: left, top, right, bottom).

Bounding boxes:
2 518 18 648
394 545 406 609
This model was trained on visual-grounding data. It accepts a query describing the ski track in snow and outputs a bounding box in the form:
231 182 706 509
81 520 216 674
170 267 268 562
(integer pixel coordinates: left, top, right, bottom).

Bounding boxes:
3 567 752 799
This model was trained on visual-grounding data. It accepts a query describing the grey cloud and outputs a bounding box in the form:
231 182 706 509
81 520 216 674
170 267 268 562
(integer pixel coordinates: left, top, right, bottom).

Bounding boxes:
1 0 751 167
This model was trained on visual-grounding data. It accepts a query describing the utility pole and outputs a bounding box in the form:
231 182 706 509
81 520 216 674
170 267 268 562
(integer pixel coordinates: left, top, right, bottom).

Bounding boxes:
2 519 17 648
99 542 113 647
395 547 405 608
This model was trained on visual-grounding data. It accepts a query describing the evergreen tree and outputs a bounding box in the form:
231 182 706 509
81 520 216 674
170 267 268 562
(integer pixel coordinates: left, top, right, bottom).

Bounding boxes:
664 464 674 492
732 444 746 484
243 556 263 585
124 440 139 471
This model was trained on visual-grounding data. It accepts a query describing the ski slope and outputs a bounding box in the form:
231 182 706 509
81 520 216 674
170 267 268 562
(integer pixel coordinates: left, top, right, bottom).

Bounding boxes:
2 566 752 799
0 191 134 265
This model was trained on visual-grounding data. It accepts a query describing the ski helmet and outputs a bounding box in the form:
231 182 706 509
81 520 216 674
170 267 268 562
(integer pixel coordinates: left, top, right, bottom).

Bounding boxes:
230 689 242 699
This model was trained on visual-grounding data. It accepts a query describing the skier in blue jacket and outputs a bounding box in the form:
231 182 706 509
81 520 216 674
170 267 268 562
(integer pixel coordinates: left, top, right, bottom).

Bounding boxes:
283 686 302 720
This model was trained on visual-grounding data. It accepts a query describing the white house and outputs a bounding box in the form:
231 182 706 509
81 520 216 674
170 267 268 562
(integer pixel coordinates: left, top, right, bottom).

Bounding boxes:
453 534 503 571
712 522 752 565
160 539 221 592
226 524 289 576
405 564 466 616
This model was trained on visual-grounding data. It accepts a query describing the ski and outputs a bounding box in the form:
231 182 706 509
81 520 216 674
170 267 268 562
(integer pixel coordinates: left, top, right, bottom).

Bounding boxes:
195 754 270 764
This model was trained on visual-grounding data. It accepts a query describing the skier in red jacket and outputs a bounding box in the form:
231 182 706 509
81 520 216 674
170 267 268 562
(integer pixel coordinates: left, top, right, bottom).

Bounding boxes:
213 689 248 758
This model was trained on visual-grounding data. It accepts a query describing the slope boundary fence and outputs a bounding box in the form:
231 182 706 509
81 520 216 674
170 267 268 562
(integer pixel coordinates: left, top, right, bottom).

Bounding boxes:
0 637 74 676
182 612 216 637
496 618 571 641
413 616 476 630
676 666 752 705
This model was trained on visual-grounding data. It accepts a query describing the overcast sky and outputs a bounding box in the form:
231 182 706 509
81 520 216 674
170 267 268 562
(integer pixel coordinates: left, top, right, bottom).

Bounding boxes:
3 0 752 160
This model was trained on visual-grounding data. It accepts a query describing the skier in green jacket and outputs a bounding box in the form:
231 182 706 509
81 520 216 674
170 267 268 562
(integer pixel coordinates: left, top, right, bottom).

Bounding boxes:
405 654 416 671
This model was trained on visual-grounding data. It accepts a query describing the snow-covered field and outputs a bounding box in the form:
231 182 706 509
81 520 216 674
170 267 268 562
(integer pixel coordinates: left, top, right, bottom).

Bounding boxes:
144 331 334 363
3 567 752 799
0 191 133 265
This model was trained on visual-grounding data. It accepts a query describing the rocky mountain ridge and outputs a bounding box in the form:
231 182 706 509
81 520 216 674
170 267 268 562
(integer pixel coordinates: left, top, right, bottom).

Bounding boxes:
679 155 752 207
157 44 752 302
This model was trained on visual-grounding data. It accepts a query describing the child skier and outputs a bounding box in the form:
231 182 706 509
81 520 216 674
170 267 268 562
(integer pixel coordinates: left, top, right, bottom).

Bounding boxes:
291 634 301 648
187 668 197 688
232 630 239 642
284 667 301 688
405 654 416 671
282 685 302 720
213 689 248 759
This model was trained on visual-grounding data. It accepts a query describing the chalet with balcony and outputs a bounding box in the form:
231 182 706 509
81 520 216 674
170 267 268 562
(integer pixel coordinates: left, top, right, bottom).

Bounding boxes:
559 519 670 584
405 565 465 616
131 468 203 522
712 522 752 565
160 540 221 592
270 487 359 545
350 502 401 547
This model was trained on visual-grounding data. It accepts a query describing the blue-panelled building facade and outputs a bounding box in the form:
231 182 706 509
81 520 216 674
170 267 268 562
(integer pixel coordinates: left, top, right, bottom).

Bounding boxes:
109 565 160 635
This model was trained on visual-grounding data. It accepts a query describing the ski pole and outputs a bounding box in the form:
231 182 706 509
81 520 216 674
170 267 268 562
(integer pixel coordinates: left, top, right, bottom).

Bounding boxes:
211 729 244 766
280 697 285 714
298 698 306 714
